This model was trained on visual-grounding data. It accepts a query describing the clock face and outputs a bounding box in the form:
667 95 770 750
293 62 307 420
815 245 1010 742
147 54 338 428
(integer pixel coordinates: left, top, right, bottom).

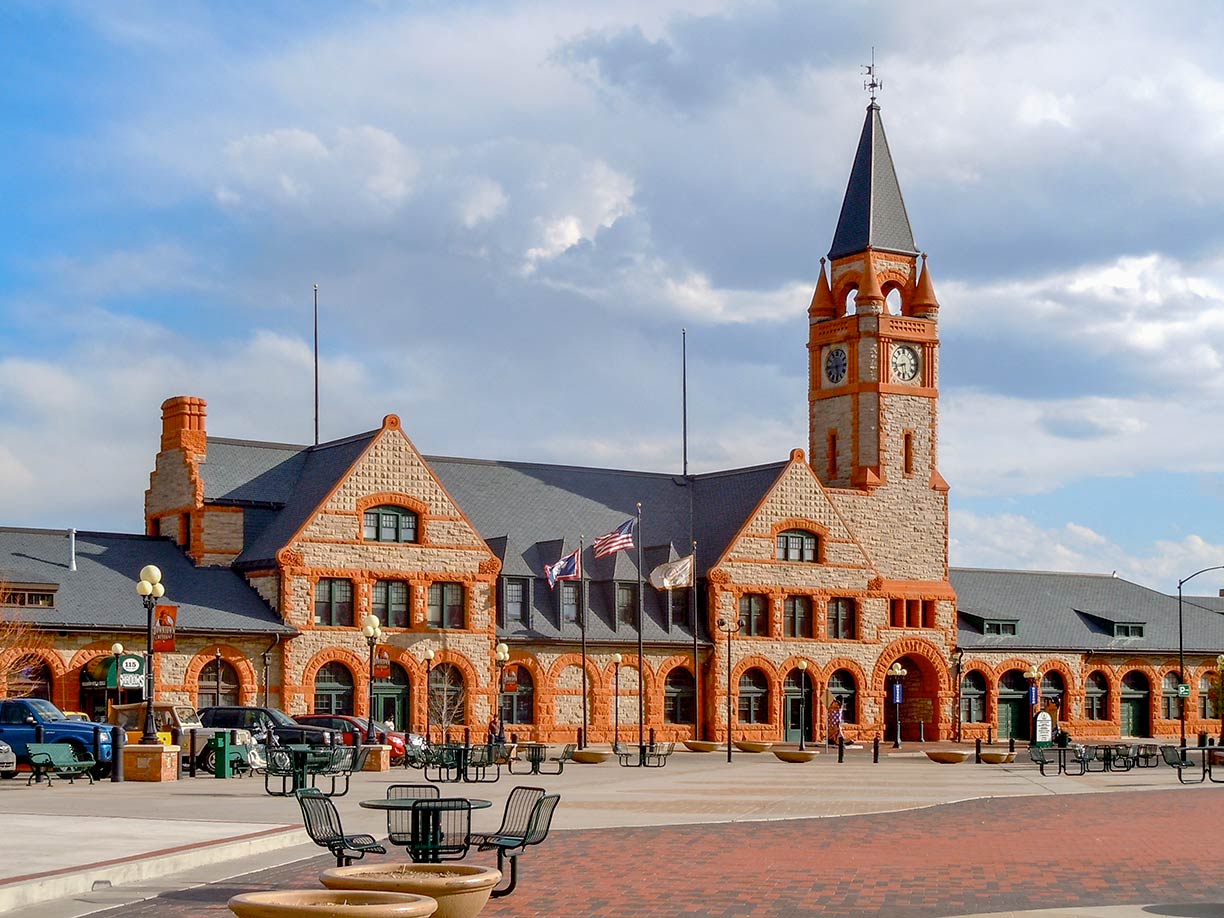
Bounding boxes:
891 345 919 382
824 346 848 384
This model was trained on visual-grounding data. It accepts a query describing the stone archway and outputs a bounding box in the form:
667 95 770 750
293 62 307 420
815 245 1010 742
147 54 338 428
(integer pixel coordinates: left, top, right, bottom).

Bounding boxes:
884 654 941 743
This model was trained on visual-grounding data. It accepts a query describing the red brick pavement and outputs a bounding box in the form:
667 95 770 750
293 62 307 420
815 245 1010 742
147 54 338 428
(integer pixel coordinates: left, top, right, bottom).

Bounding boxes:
105 789 1224 918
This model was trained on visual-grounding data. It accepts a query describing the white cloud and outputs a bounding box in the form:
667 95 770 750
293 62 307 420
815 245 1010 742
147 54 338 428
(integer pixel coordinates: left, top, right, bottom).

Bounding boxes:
524 160 635 268
458 178 508 228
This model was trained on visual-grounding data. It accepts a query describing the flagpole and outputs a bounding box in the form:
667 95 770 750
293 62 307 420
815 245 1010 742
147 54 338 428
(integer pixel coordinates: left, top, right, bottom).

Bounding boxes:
682 328 688 477
313 283 320 446
692 538 700 741
636 502 645 766
579 535 588 749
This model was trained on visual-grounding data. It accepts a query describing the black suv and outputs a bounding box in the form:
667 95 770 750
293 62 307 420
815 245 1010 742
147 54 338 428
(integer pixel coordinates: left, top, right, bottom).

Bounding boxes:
198 705 335 746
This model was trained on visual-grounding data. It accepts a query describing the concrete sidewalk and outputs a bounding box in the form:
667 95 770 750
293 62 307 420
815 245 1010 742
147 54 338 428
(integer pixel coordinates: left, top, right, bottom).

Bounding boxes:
0 744 1217 916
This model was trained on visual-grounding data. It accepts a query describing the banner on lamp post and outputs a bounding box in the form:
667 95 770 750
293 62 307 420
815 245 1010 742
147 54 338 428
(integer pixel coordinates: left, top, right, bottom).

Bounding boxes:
152 605 178 652
373 649 391 680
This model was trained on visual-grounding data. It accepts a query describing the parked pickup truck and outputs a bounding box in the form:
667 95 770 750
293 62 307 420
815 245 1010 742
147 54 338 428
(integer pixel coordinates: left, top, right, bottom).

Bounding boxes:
0 698 113 775
109 702 259 773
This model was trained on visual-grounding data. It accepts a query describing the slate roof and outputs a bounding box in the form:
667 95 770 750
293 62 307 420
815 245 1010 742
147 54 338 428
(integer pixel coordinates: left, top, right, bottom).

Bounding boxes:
0 528 294 635
828 102 920 261
952 567 1224 654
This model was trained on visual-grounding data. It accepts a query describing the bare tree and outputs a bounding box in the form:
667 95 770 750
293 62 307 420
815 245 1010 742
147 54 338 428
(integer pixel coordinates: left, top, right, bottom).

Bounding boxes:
427 662 466 742
0 582 50 696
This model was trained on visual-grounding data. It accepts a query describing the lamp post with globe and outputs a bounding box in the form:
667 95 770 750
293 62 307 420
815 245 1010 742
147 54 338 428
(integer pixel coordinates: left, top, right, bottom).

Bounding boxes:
135 565 166 745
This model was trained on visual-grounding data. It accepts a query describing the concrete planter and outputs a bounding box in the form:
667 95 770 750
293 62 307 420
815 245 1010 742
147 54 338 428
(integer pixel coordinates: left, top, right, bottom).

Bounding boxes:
924 750 971 764
321 864 501 918
228 890 436 918
979 751 1016 764
571 750 611 764
682 740 719 753
772 749 818 763
733 740 772 753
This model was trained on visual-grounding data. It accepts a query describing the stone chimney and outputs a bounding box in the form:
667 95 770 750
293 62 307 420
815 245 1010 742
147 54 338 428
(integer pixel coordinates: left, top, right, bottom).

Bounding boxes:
160 396 207 453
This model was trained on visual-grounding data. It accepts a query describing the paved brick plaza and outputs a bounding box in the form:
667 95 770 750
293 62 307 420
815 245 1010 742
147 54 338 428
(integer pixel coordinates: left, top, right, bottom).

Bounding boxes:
101 788 1223 918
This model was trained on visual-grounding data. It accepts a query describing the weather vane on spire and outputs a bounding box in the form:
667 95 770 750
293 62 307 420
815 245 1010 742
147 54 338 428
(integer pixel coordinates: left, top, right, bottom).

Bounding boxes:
863 47 882 102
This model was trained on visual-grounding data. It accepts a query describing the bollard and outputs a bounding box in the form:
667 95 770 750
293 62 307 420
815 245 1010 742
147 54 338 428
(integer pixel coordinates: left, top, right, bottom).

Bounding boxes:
649 727 656 747
110 725 125 782
35 724 44 744
987 726 993 745
188 728 198 777
1009 737 1015 753
577 727 584 749
918 721 925 743
464 727 472 748
1198 731 1208 747
837 735 845 763
510 732 518 744
873 735 880 763
975 737 982 764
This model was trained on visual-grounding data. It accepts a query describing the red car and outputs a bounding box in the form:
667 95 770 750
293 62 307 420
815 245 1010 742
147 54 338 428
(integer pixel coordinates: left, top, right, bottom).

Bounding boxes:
295 714 406 763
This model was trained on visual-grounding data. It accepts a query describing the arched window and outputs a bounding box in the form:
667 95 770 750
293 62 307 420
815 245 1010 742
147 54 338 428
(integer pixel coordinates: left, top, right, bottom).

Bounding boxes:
999 669 1028 694
961 671 987 723
500 665 534 725
828 669 857 722
783 596 811 637
429 663 466 727
1162 671 1183 719
7 657 51 700
198 657 240 708
362 505 419 543
1085 671 1109 720
776 529 818 563
1200 674 1219 720
373 580 410 629
738 669 769 724
313 662 354 716
664 668 696 724
739 594 768 636
1040 671 1065 717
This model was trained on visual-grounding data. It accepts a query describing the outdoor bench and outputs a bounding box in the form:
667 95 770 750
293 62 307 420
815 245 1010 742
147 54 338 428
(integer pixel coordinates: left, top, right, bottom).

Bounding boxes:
26 742 95 786
644 742 675 767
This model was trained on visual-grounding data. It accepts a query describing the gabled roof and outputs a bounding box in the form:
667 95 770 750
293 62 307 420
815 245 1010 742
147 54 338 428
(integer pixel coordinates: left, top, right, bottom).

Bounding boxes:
828 102 920 261
952 567 1224 654
0 528 294 635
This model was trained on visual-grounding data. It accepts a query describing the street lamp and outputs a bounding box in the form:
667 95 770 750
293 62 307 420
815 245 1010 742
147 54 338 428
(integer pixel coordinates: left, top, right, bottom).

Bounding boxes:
135 564 166 745
110 642 124 713
362 614 383 739
214 647 223 707
887 662 907 749
494 642 509 727
1178 566 1224 749
716 617 741 763
1217 653 1224 745
422 648 435 745
612 653 622 748
950 648 964 743
797 660 809 752
1024 665 1040 746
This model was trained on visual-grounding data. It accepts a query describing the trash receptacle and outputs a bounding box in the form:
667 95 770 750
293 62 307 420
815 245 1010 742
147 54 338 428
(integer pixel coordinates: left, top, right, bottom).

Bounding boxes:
1198 731 1209 747
212 731 231 779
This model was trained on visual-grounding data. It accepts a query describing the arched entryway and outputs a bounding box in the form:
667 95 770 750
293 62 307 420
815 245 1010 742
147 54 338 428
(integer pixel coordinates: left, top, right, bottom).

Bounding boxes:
783 667 813 743
313 662 355 715
1121 671 1151 737
884 655 938 742
7 657 51 701
80 655 135 721
500 665 534 726
998 670 1030 741
373 662 411 730
198 657 241 708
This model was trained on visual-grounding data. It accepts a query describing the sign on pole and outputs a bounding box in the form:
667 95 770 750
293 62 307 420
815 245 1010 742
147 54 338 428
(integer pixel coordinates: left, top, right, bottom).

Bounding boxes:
117 654 144 690
891 682 902 704
1035 710 1054 747
153 604 178 652
372 650 391 680
1177 683 1190 698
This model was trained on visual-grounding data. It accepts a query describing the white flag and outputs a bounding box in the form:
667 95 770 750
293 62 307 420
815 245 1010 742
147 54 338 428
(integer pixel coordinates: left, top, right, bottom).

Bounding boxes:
649 554 694 590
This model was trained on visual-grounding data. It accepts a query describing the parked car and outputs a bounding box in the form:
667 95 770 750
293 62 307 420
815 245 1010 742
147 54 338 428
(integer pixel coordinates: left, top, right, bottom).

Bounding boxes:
294 714 407 763
0 739 16 778
0 698 114 775
109 702 259 773
198 705 335 746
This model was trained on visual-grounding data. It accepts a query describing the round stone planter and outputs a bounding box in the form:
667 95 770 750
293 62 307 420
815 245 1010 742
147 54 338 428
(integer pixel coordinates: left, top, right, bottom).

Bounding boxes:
772 749 818 763
228 890 437 918
980 751 1015 765
571 749 611 764
320 864 501 918
924 750 971 764
733 740 772 753
683 740 719 753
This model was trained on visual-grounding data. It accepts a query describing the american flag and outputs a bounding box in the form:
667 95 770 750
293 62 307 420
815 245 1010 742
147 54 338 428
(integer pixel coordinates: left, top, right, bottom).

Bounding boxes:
544 548 581 588
593 518 635 558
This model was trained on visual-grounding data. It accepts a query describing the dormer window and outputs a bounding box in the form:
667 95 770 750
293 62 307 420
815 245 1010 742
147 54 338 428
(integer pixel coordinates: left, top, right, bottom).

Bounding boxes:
362 506 418 543
1114 623 1144 638
776 529 818 563
0 587 56 608
983 620 1016 636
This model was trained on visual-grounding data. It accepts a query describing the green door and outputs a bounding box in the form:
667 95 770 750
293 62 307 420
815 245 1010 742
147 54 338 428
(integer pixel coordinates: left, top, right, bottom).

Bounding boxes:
782 670 812 743
373 663 411 731
998 698 1028 740
1121 696 1148 737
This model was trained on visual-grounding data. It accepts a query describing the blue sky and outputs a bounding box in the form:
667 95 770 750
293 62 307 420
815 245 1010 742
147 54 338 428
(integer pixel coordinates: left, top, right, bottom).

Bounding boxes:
2 1 1224 595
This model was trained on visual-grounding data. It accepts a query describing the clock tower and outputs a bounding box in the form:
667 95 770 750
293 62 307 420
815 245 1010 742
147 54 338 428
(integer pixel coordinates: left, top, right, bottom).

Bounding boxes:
807 96 950 581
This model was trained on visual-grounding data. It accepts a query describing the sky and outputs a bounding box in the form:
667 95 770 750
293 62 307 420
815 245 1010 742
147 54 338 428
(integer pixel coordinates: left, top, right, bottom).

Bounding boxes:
2 0 1224 595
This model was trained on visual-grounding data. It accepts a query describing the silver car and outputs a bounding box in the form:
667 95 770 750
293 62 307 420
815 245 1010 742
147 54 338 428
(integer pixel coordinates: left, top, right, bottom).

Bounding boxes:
0 739 16 777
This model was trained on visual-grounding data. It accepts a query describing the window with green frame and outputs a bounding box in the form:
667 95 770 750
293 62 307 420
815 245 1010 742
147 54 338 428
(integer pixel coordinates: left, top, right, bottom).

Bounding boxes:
783 595 811 637
499 666 534 724
372 579 409 628
775 529 818 562
1085 671 1109 720
960 670 986 723
616 582 637 629
362 506 419 543
314 578 353 627
1161 671 1183 719
502 578 528 628
737 668 769 723
1199 675 1218 719
313 662 355 715
739 593 768 636
826 597 855 639
561 581 581 625
1114 622 1143 638
663 668 695 724
427 582 465 629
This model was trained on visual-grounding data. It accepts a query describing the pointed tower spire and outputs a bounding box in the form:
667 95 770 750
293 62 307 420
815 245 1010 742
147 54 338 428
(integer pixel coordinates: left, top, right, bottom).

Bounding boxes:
855 249 885 314
828 102 919 261
911 253 940 318
808 257 835 320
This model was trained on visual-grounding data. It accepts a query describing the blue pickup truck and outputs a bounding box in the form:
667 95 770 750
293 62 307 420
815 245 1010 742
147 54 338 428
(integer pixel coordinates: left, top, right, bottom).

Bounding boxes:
0 698 114 776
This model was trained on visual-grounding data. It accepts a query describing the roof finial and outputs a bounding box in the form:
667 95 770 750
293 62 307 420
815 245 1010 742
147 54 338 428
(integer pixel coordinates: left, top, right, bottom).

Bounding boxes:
863 47 882 104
